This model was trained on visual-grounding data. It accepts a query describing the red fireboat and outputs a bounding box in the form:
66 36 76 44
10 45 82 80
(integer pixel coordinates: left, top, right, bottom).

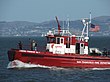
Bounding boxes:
7 15 110 69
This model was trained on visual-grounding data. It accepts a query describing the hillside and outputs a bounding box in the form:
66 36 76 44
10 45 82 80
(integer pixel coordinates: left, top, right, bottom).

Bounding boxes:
0 16 110 36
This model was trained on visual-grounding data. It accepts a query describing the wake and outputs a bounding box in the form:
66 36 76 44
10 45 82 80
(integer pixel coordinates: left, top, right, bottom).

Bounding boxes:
7 60 52 69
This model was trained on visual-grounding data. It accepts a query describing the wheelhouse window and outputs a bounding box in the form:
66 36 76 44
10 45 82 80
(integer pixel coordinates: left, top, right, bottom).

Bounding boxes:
56 38 60 44
81 44 84 47
61 38 63 44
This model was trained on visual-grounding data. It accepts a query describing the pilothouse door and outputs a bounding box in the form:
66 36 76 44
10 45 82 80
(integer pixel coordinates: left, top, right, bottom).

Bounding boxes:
76 43 84 54
76 43 80 54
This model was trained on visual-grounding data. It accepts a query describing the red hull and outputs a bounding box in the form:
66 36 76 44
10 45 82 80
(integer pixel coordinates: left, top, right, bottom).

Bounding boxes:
8 49 110 68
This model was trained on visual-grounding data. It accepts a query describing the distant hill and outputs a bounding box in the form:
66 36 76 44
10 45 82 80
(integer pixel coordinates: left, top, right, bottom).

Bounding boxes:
0 16 110 36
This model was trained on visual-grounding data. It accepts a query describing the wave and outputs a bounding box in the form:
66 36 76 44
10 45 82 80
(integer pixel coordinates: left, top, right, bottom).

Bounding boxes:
7 60 66 70
7 60 52 69
7 60 67 71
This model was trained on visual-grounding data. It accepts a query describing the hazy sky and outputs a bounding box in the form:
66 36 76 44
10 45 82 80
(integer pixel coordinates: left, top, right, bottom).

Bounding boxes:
0 0 110 22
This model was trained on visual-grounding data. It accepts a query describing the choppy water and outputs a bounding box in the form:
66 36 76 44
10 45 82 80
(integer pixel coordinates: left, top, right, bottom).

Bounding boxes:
0 36 110 82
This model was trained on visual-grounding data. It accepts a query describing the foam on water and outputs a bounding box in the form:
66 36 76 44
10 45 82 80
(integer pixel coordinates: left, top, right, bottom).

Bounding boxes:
7 60 52 69
7 60 67 70
91 68 110 70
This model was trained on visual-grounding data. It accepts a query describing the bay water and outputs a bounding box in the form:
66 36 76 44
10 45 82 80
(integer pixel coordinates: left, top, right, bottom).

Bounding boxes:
0 36 110 82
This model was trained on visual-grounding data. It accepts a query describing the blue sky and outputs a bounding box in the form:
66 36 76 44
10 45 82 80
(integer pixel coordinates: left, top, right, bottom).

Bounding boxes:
0 0 110 22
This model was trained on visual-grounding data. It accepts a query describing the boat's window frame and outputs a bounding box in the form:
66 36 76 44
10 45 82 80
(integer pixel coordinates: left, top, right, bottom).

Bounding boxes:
56 37 60 44
56 37 64 44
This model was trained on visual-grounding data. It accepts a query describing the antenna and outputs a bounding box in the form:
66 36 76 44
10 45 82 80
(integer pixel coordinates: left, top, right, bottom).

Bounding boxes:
63 20 64 30
67 17 69 31
66 16 70 33
89 12 91 23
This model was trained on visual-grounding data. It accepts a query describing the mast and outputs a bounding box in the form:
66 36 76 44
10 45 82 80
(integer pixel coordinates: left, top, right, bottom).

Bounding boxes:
81 12 91 41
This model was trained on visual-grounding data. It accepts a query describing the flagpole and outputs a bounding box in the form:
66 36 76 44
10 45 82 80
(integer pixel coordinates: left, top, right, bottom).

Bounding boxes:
87 22 89 37
87 12 92 37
